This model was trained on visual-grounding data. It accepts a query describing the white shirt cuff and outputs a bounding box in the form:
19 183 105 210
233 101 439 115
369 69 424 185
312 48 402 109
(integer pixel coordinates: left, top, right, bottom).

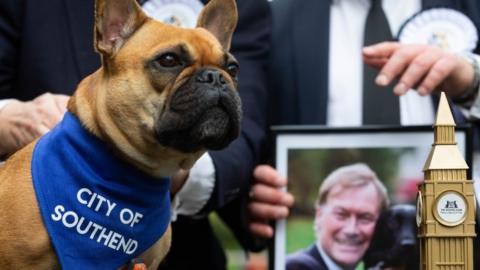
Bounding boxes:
0 99 16 112
0 99 16 159
170 152 216 221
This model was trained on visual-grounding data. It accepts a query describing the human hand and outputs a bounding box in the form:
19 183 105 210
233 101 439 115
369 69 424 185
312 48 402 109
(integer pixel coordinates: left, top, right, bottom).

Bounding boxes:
248 165 294 239
0 93 69 156
363 42 474 97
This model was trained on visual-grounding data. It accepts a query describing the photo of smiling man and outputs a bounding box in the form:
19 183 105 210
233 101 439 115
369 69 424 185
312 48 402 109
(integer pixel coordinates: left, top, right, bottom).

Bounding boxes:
286 163 389 270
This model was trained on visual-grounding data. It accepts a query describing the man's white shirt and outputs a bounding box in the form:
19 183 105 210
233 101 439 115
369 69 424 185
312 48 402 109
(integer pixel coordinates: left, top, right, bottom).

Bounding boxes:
328 0 435 127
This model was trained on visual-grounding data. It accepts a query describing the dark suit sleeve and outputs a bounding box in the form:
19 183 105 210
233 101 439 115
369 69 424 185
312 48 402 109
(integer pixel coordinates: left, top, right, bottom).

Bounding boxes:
200 0 270 212
0 0 23 98
286 246 328 270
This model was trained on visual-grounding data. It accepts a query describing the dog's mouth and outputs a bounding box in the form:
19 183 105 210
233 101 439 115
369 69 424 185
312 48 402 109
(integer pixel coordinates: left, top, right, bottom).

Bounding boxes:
154 82 242 153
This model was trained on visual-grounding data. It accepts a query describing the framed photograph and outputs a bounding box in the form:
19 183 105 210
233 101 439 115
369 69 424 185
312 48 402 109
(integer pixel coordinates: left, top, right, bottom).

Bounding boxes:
271 125 472 270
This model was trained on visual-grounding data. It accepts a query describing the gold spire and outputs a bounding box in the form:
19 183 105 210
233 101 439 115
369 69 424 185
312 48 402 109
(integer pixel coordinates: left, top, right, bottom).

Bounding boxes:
423 92 468 171
435 92 456 126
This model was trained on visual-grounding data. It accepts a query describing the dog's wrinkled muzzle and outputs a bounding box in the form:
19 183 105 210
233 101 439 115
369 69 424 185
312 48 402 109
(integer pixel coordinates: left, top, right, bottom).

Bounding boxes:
155 69 242 153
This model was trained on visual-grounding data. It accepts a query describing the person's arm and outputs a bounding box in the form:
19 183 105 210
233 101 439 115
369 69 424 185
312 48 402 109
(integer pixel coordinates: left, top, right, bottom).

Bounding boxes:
170 0 292 251
362 42 480 120
149 0 293 251
361 2 480 103
174 0 271 217
0 94 69 157
214 0 295 251
362 42 476 98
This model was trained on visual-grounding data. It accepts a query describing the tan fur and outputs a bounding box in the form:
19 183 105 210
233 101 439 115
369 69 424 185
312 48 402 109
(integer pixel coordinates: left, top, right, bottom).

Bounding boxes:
138 226 172 269
0 143 59 269
196 0 238 50
0 0 238 268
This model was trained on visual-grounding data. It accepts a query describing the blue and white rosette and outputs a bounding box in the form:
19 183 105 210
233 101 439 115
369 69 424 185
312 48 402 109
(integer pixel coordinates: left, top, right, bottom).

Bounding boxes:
398 8 478 53
142 0 204 28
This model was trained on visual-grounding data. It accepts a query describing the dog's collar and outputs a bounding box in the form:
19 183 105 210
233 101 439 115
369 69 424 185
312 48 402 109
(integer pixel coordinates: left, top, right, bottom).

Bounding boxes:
31 112 171 269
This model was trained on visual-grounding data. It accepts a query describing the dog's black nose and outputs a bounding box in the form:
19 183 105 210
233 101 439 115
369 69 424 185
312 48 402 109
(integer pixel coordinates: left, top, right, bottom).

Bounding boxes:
196 69 226 86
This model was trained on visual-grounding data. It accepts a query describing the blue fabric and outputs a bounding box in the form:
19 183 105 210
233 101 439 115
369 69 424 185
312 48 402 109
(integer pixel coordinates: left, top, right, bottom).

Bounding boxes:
31 112 171 269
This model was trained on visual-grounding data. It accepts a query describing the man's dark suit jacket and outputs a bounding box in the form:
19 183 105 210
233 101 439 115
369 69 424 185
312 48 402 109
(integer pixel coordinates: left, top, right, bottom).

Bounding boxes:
0 0 270 269
286 244 328 270
269 0 480 126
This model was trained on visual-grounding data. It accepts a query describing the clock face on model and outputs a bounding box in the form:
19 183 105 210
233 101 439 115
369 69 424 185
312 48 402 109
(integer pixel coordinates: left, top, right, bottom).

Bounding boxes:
416 191 423 227
434 191 467 226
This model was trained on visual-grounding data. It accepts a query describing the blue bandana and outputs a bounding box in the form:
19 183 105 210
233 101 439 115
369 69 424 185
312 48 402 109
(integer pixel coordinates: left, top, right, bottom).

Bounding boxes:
31 112 171 269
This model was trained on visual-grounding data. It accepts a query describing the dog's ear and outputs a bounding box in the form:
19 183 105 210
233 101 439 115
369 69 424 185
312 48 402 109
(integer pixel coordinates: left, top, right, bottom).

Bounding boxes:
94 0 148 57
196 0 238 51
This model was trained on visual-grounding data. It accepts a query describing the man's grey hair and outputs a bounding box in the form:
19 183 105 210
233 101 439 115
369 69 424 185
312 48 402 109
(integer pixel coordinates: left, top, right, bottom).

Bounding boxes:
316 163 390 210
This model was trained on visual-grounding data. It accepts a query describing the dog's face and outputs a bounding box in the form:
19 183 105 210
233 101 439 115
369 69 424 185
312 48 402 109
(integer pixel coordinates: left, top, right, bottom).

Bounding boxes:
101 20 241 153
363 204 419 269
81 0 241 174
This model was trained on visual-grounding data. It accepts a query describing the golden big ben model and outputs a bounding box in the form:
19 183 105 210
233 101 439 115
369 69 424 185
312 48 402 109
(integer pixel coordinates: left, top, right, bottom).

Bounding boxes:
417 92 476 269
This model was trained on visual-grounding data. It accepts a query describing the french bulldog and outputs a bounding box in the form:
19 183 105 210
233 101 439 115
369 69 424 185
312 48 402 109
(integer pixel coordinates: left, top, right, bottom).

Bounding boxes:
0 0 241 268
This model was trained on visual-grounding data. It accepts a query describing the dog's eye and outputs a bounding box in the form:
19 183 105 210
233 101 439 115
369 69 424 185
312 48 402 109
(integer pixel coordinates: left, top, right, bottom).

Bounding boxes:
226 62 239 78
156 53 182 68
